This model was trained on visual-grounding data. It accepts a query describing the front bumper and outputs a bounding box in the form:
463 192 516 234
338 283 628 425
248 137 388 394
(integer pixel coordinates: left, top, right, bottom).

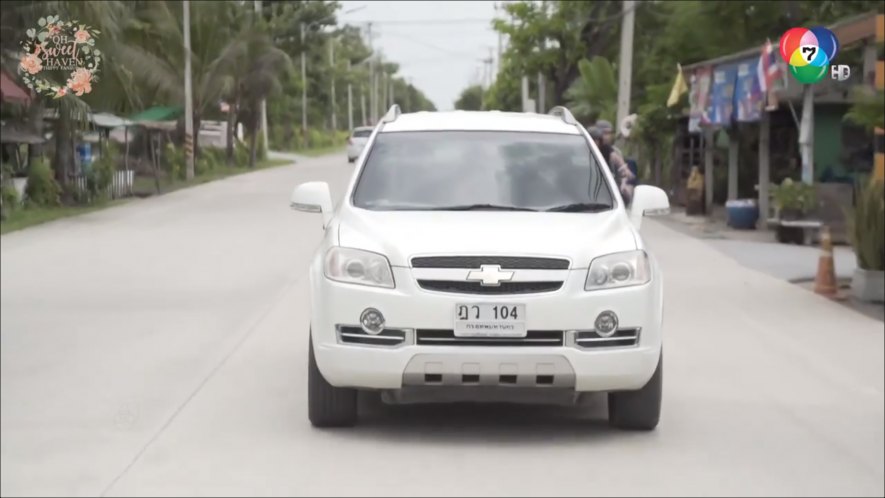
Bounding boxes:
309 261 663 393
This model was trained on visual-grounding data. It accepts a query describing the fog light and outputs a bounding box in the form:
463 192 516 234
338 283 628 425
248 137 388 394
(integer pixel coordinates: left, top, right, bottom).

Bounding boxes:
594 311 618 337
360 308 385 335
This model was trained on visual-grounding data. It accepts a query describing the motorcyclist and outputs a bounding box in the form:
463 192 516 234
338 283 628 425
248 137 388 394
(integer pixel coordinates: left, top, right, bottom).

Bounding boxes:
593 120 635 205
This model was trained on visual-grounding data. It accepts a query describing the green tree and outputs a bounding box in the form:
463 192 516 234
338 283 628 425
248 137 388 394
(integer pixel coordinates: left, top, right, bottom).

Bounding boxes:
454 85 484 111
565 56 617 125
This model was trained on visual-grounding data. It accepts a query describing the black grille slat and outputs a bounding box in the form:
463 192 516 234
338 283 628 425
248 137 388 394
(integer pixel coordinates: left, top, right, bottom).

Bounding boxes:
411 256 569 270
417 329 564 347
418 280 562 294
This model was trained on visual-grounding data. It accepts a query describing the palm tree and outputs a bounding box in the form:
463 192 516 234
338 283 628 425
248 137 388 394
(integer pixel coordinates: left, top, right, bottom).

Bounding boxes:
115 1 242 158
565 56 618 125
235 21 292 168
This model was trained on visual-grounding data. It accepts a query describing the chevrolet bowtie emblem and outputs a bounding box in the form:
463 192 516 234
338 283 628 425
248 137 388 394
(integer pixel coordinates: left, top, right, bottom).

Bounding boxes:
466 264 514 286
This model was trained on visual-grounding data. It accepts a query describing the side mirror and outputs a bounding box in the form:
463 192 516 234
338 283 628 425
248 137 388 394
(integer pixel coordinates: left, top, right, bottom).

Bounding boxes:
629 185 670 230
290 181 334 227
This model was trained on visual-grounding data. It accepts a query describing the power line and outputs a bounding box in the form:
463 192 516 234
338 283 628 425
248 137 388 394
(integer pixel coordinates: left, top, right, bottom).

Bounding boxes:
379 30 479 59
347 18 495 26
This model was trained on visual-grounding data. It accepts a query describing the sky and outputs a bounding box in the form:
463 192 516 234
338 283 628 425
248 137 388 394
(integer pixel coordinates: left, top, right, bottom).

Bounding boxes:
336 1 500 111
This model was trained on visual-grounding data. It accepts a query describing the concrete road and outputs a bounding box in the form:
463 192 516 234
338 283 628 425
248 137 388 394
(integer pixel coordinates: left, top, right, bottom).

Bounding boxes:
2 153 883 497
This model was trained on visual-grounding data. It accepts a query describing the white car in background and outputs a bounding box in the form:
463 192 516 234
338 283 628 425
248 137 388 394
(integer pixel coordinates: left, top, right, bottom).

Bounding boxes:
346 126 373 163
291 106 670 430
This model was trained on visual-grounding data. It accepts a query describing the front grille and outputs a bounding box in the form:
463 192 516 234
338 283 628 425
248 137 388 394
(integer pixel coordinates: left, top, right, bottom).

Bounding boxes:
411 256 570 270
574 328 640 349
416 329 564 347
338 326 408 346
418 280 562 294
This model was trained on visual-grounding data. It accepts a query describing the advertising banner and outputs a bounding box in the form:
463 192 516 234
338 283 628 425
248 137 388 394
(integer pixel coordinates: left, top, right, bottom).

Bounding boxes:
688 66 713 134
734 57 763 123
709 64 738 127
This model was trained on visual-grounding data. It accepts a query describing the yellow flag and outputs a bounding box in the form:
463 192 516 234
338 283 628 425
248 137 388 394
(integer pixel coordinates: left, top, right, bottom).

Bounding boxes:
667 63 688 108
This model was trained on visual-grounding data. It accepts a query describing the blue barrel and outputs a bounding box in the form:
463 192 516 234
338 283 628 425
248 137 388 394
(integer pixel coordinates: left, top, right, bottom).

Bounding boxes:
77 143 93 170
726 199 759 229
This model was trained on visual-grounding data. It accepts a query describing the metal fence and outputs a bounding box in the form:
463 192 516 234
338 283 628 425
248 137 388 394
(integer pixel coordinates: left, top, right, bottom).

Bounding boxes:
70 170 135 199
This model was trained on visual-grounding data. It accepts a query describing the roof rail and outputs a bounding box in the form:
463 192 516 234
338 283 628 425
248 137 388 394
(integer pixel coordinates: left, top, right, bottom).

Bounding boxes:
381 104 401 123
548 106 577 125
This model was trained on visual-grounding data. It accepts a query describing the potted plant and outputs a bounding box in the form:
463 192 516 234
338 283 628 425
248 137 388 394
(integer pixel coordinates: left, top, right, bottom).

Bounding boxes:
846 180 884 303
771 178 817 244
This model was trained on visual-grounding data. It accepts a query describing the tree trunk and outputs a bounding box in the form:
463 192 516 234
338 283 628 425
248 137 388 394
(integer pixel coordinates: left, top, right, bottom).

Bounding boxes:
193 113 202 160
53 113 74 189
249 111 261 169
226 105 236 166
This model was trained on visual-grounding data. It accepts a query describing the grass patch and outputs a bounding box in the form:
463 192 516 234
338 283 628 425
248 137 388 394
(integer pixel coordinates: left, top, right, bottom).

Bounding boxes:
1 200 131 235
1 158 292 236
133 157 292 196
296 144 346 157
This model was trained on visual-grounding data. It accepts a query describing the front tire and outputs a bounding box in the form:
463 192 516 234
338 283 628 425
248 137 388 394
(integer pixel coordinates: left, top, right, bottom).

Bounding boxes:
608 353 662 431
308 335 357 427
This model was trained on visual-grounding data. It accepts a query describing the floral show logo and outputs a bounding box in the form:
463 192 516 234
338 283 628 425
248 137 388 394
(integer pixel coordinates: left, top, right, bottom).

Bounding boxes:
18 15 101 99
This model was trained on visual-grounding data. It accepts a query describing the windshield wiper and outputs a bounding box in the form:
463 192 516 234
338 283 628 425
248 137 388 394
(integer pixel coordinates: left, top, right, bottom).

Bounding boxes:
545 202 612 212
391 203 538 212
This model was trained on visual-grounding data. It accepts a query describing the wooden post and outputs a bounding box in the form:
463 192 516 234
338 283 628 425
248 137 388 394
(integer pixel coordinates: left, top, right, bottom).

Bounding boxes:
704 127 714 214
728 126 739 200
758 111 771 229
124 125 130 172
874 14 884 182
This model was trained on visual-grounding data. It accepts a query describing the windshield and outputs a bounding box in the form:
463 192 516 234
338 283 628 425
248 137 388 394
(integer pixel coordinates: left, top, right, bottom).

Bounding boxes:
352 131 614 211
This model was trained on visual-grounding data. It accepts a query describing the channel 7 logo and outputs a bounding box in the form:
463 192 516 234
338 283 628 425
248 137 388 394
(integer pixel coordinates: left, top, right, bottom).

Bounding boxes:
780 26 851 83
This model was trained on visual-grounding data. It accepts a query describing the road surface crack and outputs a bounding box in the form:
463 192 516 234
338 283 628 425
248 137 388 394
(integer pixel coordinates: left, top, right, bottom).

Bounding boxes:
98 271 306 497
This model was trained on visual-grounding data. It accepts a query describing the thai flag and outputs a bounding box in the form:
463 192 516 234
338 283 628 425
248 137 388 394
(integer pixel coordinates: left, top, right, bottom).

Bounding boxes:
757 39 784 93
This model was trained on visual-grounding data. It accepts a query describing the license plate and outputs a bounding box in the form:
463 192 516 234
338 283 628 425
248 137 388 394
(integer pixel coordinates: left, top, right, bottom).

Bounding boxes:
454 303 526 337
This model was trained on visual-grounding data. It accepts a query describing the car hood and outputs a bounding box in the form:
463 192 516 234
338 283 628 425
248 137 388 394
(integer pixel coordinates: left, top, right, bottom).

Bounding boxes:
335 207 638 269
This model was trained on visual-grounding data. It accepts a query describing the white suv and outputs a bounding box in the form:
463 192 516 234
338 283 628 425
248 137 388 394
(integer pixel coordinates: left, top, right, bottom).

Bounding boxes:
291 106 670 430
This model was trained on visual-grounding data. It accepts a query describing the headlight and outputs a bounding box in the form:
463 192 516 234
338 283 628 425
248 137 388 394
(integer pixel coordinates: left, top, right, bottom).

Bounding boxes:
585 250 650 290
324 247 395 288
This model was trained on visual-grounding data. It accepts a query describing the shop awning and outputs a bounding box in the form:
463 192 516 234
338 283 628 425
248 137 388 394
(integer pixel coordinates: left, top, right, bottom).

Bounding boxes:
1 71 31 103
0 125 47 144
130 106 183 123
91 112 134 129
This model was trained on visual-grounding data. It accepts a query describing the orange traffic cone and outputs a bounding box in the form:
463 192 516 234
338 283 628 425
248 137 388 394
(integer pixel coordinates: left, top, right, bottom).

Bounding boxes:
814 225 837 297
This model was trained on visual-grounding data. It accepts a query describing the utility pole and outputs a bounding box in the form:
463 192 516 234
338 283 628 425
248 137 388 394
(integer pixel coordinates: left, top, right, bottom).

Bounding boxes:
389 79 395 107
183 0 194 180
537 0 546 113
521 76 529 112
616 0 636 133
495 2 503 76
347 59 353 131
300 23 308 146
378 68 388 110
373 71 379 122
360 88 366 126
255 0 267 155
329 38 337 131
366 22 376 123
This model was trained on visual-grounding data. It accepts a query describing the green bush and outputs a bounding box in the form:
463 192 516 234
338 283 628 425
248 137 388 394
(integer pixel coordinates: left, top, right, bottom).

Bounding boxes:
234 140 249 167
257 133 267 161
164 143 185 181
770 178 817 215
25 157 61 207
86 145 118 199
847 180 885 271
195 154 212 176
1 183 19 220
